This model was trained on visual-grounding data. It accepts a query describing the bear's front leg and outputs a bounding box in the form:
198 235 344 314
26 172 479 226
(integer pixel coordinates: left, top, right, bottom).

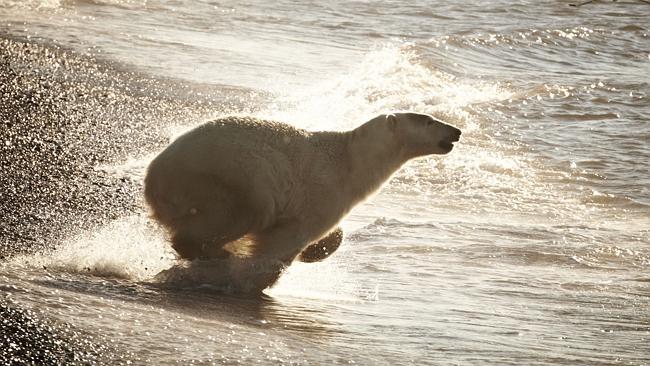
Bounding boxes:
252 222 312 265
298 227 343 263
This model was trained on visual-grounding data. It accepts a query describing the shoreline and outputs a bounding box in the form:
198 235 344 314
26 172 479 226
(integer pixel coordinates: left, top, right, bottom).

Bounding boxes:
0 34 258 258
0 34 259 364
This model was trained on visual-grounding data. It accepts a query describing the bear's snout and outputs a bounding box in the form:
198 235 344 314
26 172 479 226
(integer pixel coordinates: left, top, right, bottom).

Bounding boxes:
449 126 461 142
436 125 462 153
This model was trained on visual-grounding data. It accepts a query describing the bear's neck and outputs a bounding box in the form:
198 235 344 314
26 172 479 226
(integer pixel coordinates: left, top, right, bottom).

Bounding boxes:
343 124 407 204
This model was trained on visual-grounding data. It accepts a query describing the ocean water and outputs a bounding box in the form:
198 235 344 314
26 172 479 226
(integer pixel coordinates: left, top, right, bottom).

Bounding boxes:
1 0 649 364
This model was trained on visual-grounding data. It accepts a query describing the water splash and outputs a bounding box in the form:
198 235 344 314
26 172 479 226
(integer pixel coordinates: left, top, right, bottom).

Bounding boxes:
268 255 364 302
260 44 512 131
94 155 154 182
10 215 175 281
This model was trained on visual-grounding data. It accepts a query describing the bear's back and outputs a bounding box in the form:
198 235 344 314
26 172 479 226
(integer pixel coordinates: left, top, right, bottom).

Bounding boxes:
156 116 310 166
194 116 309 149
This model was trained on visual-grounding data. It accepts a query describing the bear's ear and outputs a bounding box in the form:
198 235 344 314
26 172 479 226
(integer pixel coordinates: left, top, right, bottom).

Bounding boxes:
386 113 397 131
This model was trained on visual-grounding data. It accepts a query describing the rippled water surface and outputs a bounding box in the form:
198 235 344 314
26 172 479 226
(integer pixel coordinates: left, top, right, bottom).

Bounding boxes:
1 0 649 364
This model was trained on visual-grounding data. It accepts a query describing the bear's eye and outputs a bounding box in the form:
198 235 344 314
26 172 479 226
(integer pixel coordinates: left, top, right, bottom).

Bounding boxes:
426 120 435 126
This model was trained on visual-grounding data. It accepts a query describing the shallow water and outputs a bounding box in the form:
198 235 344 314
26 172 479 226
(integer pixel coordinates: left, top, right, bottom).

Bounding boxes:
1 0 649 364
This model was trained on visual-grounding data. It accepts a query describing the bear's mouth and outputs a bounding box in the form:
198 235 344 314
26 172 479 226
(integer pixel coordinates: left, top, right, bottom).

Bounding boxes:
438 141 455 152
438 132 461 152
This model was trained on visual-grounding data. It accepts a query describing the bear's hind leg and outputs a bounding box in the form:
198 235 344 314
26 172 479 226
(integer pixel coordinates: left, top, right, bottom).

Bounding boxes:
298 227 343 263
168 199 254 261
171 230 232 260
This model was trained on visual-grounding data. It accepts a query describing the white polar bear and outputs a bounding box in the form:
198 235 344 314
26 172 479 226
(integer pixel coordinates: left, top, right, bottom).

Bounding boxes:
145 112 461 291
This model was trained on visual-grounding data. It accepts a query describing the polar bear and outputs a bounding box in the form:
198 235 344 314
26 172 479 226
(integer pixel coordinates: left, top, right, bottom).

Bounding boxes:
144 112 461 291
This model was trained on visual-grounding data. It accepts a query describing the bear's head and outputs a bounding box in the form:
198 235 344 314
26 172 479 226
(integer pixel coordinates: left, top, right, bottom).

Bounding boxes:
387 112 461 157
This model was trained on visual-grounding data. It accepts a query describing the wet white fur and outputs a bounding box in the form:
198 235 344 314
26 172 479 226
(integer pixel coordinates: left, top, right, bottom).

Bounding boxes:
144 112 460 267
